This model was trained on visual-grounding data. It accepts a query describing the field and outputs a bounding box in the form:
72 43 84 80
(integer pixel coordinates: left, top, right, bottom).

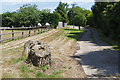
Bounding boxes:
1 27 86 78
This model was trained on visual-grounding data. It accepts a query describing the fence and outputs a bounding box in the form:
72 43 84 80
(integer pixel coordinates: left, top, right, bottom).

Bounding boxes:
0 26 51 43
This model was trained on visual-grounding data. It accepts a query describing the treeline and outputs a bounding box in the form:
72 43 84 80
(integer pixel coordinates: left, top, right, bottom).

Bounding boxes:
2 4 59 28
1 2 91 28
68 4 92 27
89 2 120 41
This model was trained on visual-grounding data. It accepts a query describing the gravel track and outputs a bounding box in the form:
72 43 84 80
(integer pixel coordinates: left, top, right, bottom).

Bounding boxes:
74 27 118 78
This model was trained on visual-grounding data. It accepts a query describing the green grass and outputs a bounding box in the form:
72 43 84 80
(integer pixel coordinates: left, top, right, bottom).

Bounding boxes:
9 57 22 64
60 28 85 41
36 71 63 78
19 63 30 78
19 63 64 78
68 66 72 69
20 64 30 72
99 33 120 51
52 70 64 75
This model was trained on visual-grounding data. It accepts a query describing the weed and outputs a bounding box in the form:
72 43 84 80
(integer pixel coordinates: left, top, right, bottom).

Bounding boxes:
20 73 30 78
40 65 50 72
9 57 22 64
99 33 120 51
35 71 46 77
52 70 64 75
29 69 34 73
20 64 29 72
34 67 37 71
68 66 72 69
36 71 63 78
63 66 67 68
46 65 50 69
41 66 46 72
62 28 85 41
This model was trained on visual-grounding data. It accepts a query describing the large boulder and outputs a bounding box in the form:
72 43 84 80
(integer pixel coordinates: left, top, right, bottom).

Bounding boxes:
22 40 51 67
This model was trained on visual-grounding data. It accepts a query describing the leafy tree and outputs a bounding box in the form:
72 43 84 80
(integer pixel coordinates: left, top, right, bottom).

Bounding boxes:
55 2 69 27
68 5 87 28
2 12 14 27
91 1 120 41
86 11 94 26
17 4 41 27
40 9 60 28
48 12 60 28
40 9 51 26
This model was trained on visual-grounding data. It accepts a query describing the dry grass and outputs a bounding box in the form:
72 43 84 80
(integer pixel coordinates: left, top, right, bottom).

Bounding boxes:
2 27 86 78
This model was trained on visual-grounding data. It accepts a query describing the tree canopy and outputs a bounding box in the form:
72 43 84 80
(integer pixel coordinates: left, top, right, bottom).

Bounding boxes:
1 2 94 29
2 4 60 28
67 5 88 27
91 2 120 41
55 2 69 24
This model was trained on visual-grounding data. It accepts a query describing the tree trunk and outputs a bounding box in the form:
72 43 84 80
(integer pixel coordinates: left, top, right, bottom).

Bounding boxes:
23 40 51 67
79 26 80 30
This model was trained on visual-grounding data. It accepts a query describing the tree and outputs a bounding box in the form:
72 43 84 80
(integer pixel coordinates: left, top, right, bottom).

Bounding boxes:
17 4 41 27
91 1 120 41
2 12 14 27
40 9 60 28
86 11 94 26
55 2 69 27
68 5 87 28
40 9 51 26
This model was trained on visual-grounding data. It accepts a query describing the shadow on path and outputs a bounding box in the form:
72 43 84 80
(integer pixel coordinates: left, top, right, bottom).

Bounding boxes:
72 27 119 77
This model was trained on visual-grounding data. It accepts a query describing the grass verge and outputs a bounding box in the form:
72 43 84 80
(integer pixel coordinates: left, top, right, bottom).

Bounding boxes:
99 32 120 51
61 28 85 41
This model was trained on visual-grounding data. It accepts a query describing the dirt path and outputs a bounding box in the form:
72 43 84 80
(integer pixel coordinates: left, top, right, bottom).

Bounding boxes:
74 27 118 78
1 28 86 78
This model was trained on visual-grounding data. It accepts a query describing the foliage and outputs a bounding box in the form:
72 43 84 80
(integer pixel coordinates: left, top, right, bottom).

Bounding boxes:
2 4 59 28
2 12 14 27
17 4 41 27
9 57 22 63
55 2 69 25
91 2 120 42
35 71 63 78
2 2 93 29
52 70 64 75
40 9 60 28
40 65 50 72
67 5 87 27
63 28 85 41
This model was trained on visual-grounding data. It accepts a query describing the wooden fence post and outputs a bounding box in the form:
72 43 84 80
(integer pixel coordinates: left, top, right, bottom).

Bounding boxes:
79 26 80 30
34 29 36 35
43 28 45 32
41 29 42 33
12 29 14 40
46 28 47 31
22 29 24 38
38 28 39 34
48 26 50 31
29 30 30 37
0 30 1 43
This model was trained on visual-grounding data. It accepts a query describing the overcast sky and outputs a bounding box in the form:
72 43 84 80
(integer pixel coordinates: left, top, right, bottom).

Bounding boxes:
0 0 95 14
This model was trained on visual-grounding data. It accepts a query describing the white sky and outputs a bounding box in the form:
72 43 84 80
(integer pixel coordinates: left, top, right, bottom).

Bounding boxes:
1 0 95 2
